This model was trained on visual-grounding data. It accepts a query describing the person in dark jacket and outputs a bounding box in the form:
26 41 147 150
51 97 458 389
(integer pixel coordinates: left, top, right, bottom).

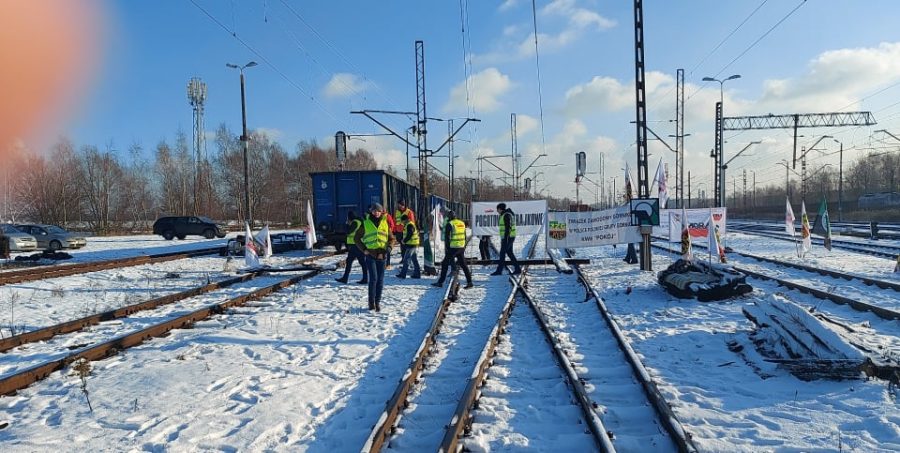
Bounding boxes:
0 231 8 260
396 214 421 279
431 210 473 289
478 235 491 261
355 203 390 311
335 210 368 284
491 203 522 275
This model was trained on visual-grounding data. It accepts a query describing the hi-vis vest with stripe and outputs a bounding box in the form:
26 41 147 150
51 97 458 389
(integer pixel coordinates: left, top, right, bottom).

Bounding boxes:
499 212 517 237
449 219 466 248
362 217 390 249
346 218 362 245
404 222 420 246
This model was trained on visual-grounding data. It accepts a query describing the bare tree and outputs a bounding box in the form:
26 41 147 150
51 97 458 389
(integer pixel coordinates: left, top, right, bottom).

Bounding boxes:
80 144 123 233
116 141 155 230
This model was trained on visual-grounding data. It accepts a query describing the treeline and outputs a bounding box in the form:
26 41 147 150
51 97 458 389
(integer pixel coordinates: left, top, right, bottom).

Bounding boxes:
2 125 575 234
726 151 900 219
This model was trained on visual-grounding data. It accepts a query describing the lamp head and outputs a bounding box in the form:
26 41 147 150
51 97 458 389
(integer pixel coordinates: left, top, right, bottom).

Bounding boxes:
226 63 239 69
245 61 258 68
702 77 716 82
725 74 741 81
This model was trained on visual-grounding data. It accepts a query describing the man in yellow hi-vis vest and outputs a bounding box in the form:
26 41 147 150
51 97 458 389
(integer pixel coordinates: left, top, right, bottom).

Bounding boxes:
431 210 473 289
354 203 390 312
396 213 421 279
491 203 522 276
335 210 368 284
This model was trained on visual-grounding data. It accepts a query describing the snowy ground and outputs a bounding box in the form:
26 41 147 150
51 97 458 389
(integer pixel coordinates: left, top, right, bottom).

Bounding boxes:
0 231 899 451
0 234 230 268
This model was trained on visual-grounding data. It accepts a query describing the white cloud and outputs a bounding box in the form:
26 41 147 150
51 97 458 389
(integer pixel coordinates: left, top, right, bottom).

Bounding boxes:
322 73 376 99
563 76 632 113
543 0 615 30
515 114 539 136
515 30 580 58
752 42 900 114
563 71 675 115
499 0 519 12
444 68 513 113
255 127 284 140
474 0 615 64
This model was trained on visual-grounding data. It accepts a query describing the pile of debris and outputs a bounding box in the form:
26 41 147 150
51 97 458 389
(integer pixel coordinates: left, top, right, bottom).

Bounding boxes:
658 259 752 302
14 250 73 262
743 295 875 381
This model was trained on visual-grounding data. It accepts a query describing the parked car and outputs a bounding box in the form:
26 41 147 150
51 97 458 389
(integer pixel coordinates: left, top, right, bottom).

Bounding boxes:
0 224 38 252
153 216 227 240
220 232 310 256
14 224 87 250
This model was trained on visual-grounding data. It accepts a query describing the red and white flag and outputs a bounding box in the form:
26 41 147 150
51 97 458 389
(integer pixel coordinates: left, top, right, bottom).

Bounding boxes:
654 158 668 208
244 222 259 268
785 197 796 236
255 224 272 258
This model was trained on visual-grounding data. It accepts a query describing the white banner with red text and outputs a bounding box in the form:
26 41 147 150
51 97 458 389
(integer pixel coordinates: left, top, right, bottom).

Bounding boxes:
470 200 548 237
665 207 728 242
547 205 642 248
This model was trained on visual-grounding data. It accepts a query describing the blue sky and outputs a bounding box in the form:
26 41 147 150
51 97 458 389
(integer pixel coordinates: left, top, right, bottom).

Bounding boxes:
43 1 900 200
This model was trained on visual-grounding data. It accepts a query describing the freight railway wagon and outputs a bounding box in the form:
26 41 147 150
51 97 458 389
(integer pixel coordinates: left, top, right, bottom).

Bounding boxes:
311 170 468 250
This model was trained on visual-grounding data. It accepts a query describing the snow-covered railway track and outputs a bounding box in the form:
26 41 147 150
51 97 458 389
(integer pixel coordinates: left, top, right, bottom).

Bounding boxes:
0 254 333 353
0 246 223 286
731 249 900 292
729 228 900 259
365 233 694 452
452 259 696 452
0 258 337 396
363 237 538 452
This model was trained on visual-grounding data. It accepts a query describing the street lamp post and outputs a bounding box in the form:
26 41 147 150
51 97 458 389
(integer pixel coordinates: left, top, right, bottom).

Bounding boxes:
833 138 844 222
798 135 833 201
776 160 798 200
226 61 258 226
702 74 740 207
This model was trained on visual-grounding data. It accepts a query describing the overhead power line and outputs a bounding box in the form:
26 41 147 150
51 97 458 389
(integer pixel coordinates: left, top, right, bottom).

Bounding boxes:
189 0 344 126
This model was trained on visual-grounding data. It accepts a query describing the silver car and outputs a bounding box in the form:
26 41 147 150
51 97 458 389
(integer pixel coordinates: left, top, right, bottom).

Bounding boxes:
14 224 87 250
1 224 38 251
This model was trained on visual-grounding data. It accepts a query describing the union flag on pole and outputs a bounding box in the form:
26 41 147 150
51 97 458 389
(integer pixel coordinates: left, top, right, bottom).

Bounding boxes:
680 207 692 261
812 196 832 251
800 201 812 256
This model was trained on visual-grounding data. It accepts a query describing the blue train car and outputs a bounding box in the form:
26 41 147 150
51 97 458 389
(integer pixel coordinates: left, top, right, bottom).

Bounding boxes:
311 170 468 250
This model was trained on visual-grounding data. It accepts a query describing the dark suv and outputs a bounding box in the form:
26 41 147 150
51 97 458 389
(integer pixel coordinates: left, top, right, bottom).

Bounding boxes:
152 216 226 240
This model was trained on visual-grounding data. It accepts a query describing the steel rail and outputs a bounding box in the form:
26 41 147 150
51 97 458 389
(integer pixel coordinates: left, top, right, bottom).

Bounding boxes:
733 250 900 293
439 239 560 452
0 267 323 396
729 229 898 259
364 236 532 451
438 281 524 453
0 253 335 353
652 243 900 321
0 246 223 286
510 277 616 452
569 251 698 453
361 278 460 452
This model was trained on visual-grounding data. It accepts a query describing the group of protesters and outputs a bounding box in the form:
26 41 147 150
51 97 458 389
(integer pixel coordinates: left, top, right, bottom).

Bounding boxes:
335 200 520 312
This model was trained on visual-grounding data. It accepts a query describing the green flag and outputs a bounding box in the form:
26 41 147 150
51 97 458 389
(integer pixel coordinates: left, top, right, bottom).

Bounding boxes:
812 197 832 251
